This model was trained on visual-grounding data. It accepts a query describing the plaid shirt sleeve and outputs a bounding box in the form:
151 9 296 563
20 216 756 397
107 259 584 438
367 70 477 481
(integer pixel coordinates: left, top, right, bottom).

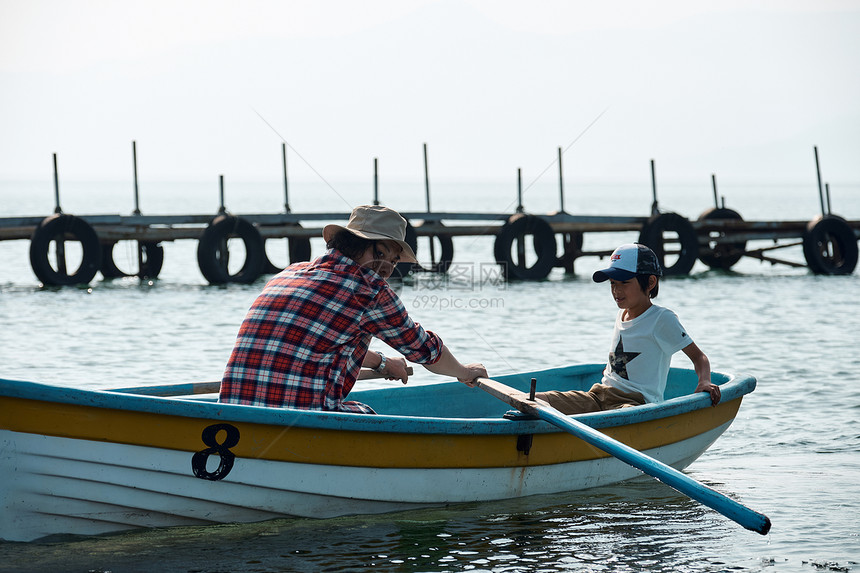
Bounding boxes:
361 284 443 365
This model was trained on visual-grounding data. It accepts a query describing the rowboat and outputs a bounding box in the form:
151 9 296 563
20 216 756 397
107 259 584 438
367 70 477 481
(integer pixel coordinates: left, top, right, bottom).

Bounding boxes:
0 364 758 542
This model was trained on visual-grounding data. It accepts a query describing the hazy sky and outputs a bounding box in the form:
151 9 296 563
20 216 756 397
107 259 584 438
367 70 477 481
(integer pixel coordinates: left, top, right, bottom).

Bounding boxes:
1 0 858 187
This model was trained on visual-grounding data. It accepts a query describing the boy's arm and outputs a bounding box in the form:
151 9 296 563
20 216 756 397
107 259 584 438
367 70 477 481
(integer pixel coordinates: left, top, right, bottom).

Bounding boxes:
682 342 721 406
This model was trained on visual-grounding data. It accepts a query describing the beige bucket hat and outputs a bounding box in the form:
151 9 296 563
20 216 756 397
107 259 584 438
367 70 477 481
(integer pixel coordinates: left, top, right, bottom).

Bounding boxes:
323 205 417 263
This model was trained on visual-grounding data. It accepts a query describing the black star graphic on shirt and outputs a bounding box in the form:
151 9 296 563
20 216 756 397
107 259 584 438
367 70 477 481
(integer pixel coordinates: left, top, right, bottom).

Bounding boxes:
609 337 640 380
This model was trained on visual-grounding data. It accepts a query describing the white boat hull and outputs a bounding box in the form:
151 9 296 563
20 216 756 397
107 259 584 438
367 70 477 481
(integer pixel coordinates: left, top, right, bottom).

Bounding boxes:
1 422 729 542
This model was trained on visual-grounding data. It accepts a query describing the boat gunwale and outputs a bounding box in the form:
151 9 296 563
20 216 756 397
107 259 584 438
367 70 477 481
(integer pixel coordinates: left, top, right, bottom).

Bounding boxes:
0 365 756 436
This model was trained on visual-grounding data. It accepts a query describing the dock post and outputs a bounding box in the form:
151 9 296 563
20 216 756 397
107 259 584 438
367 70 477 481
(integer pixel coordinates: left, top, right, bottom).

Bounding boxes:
218 175 226 214
423 143 431 213
52 153 62 214
51 152 67 276
711 174 719 209
814 146 826 216
516 168 524 213
650 159 659 215
373 158 379 206
557 148 581 273
132 141 141 215
424 142 437 265
558 147 566 213
282 142 291 213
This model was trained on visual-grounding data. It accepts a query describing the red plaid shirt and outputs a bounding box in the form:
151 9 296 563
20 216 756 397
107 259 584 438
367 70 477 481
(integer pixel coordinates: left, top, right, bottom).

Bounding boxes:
219 250 443 413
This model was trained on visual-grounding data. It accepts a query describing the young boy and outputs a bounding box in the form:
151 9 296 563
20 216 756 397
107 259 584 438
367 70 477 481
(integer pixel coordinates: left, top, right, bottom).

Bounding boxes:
535 243 720 414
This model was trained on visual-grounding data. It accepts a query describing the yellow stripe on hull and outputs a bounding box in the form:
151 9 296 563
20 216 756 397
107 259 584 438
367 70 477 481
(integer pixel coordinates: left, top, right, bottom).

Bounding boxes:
0 395 741 469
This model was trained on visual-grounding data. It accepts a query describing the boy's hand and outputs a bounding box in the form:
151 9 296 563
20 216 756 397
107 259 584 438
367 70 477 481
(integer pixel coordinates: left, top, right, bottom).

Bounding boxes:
695 381 721 406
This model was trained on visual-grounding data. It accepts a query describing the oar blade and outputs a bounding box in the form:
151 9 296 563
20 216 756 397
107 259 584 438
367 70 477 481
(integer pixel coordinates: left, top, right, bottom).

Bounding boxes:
535 403 771 535
475 377 771 535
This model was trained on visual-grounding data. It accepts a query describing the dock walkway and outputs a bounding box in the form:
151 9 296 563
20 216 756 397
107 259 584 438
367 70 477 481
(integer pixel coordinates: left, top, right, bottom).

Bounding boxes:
4 144 857 285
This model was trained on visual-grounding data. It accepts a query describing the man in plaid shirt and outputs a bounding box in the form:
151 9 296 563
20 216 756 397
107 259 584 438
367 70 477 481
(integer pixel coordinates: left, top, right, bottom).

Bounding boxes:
220 205 487 414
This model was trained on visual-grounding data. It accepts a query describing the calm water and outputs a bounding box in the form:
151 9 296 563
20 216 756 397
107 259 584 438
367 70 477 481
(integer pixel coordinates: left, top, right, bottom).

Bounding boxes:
0 178 858 572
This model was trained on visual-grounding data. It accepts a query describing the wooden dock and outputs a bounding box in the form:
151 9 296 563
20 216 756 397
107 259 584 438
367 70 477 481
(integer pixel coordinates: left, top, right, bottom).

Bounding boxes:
2 144 857 285
3 209 858 285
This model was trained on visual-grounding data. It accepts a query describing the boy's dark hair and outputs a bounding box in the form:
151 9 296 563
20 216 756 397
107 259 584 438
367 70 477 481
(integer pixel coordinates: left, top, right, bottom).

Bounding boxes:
327 229 374 261
636 274 659 299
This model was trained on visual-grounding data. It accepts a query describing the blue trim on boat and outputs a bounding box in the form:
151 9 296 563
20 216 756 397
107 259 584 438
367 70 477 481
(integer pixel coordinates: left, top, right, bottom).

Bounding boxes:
0 364 756 436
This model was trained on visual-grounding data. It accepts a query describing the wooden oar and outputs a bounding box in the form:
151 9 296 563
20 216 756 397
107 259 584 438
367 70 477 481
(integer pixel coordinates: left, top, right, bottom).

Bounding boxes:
111 367 414 397
475 376 772 535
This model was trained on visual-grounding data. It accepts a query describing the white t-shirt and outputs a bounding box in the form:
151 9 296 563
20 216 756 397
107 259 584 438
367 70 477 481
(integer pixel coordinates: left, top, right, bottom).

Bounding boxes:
601 304 692 403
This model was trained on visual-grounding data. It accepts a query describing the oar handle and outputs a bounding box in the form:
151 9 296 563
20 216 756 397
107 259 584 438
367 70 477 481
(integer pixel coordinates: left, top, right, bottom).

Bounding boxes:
110 381 221 397
475 377 541 414
475 377 771 535
112 367 415 397
358 366 414 380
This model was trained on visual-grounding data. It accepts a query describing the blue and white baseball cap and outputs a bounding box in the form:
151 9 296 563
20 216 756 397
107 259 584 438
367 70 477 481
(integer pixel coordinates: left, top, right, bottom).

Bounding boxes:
592 243 663 282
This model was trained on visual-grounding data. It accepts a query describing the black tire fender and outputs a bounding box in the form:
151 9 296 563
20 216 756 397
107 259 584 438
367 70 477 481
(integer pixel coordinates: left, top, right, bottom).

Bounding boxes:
261 225 312 274
494 214 556 280
557 231 584 272
197 215 265 284
802 214 859 275
393 219 419 279
697 207 746 269
638 212 698 276
29 214 101 286
417 223 455 273
100 241 165 279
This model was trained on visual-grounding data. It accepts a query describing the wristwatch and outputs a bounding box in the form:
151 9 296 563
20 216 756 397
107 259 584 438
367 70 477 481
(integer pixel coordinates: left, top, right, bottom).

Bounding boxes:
373 351 387 373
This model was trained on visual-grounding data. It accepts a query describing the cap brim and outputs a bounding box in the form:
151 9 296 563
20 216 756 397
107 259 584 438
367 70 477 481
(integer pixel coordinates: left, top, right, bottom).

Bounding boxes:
322 224 418 264
592 268 637 282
